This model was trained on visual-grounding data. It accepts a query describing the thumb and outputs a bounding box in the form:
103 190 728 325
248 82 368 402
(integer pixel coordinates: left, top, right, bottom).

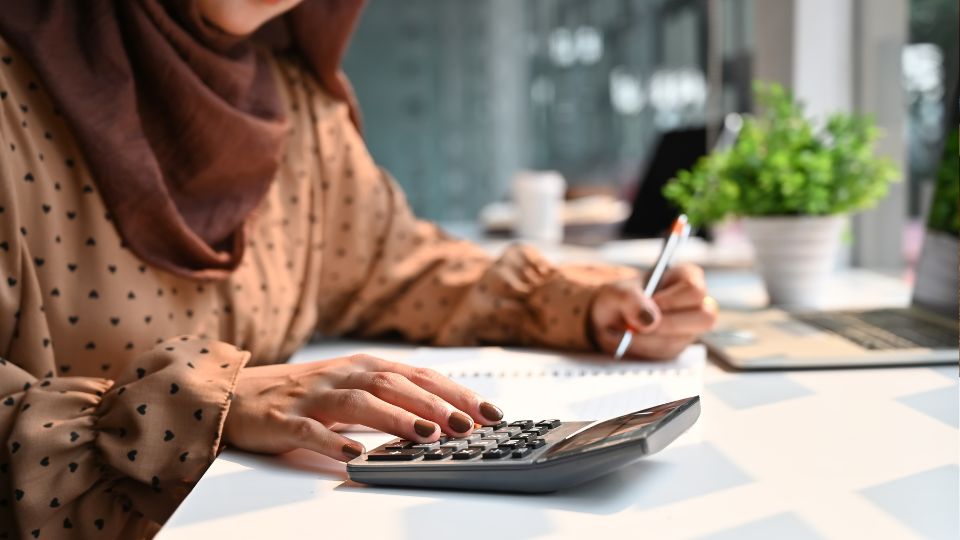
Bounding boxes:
620 289 662 334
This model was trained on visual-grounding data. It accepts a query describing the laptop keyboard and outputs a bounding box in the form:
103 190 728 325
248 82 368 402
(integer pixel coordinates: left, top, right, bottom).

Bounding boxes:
795 309 958 350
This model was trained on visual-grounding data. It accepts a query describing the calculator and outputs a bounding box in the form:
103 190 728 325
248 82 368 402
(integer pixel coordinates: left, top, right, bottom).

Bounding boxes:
346 396 700 493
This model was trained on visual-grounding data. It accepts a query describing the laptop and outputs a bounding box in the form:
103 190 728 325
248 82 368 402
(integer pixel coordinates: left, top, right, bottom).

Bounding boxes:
702 85 958 370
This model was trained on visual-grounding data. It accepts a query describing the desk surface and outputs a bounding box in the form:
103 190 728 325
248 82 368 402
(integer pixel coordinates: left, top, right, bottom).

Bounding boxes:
160 270 957 540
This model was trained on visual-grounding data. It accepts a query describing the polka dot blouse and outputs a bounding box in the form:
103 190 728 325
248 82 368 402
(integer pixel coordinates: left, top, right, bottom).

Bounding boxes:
0 37 632 538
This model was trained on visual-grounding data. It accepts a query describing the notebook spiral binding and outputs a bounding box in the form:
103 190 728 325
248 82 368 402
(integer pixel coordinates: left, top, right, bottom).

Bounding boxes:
443 367 695 379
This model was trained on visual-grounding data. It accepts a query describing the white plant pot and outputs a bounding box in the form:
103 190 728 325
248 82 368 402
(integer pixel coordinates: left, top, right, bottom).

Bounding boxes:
742 215 847 309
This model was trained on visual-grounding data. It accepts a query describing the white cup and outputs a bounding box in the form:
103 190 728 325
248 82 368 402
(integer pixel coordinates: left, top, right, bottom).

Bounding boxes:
513 170 565 243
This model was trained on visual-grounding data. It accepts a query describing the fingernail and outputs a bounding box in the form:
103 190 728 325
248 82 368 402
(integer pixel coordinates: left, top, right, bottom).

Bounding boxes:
640 307 656 326
447 411 473 433
479 401 503 422
414 419 437 437
342 443 363 459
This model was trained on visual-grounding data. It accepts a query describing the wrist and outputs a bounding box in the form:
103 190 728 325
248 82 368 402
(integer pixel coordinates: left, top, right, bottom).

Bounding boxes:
584 287 604 351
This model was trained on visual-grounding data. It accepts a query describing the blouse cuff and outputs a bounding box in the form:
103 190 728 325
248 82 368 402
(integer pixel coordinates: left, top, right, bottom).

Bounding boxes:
93 337 250 489
6 375 112 530
529 261 641 352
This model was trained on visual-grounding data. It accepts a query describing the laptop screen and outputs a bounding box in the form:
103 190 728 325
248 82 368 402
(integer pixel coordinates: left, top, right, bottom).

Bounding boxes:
912 82 959 316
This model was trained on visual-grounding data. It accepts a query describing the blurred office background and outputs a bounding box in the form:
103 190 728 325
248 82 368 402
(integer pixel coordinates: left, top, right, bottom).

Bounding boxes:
343 0 957 271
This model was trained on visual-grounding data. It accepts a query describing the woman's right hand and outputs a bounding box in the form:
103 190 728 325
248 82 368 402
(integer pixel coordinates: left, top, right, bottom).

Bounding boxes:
222 354 504 461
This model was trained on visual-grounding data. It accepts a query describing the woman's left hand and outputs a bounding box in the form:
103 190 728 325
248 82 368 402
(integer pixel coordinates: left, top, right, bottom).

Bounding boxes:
588 263 718 359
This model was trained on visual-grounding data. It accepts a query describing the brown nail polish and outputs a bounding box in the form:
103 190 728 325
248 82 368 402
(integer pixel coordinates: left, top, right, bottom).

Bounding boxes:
448 411 473 433
640 308 656 326
479 401 503 422
342 443 363 459
414 419 437 437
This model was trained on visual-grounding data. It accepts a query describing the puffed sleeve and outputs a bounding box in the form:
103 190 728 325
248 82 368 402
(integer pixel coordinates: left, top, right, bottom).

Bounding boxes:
0 341 247 539
0 100 248 538
309 86 635 351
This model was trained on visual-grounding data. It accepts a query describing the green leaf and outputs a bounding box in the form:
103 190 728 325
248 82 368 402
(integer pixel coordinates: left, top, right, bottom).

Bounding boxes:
662 81 900 225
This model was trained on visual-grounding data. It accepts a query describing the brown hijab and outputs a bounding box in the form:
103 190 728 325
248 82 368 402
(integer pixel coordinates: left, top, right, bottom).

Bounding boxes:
0 0 365 279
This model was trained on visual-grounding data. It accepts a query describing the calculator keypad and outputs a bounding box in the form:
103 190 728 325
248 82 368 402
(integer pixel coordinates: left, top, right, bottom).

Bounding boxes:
366 420 561 463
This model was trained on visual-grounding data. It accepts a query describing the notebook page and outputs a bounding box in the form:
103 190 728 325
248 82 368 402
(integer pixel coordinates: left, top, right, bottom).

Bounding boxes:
398 346 705 421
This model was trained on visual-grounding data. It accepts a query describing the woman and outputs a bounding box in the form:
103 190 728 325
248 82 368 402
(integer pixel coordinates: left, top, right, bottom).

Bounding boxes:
0 1 716 537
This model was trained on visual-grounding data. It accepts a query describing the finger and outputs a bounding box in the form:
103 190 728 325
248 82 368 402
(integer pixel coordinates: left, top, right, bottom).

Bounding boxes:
621 290 662 334
310 388 452 442
375 361 505 427
341 371 478 436
280 414 366 462
653 307 718 336
595 321 655 356
657 263 705 289
595 327 629 356
652 273 708 311
594 327 691 360
653 264 707 311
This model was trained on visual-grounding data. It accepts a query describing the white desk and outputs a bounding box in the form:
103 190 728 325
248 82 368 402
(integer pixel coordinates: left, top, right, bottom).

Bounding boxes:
159 271 958 540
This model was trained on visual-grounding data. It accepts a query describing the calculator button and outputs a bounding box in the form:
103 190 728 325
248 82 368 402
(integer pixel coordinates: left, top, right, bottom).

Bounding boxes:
482 447 510 459
482 433 510 444
509 420 534 430
536 419 561 429
498 441 522 451
452 448 483 460
528 438 546 449
385 440 414 449
512 434 536 444
384 444 409 451
511 447 532 458
474 427 494 436
469 441 497 451
423 448 454 461
490 421 508 429
367 449 424 461
441 440 469 450
411 442 441 450
523 427 548 437
465 433 484 441
494 427 522 437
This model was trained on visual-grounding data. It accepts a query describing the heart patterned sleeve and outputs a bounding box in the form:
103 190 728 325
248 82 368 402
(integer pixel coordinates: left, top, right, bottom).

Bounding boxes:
0 340 247 539
0 86 249 537
305 83 636 350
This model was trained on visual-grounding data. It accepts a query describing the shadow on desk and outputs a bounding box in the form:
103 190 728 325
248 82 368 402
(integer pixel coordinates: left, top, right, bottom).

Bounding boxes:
173 442 749 537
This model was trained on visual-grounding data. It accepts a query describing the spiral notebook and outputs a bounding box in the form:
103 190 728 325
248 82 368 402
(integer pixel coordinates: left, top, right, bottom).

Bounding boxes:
392 345 705 422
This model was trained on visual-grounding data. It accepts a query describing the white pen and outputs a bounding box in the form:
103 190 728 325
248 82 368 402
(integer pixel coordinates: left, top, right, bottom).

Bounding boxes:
614 214 691 360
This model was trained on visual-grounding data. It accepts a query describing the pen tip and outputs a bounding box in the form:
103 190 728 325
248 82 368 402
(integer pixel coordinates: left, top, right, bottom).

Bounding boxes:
671 216 687 234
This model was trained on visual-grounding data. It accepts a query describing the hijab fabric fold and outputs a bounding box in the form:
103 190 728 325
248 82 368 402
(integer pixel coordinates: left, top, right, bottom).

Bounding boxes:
0 0 365 279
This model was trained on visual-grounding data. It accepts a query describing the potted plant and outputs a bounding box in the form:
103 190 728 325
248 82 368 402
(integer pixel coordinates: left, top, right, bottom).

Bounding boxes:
663 82 899 308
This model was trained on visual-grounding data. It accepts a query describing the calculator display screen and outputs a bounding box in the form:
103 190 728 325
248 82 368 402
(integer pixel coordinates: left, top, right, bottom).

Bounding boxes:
543 398 686 458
